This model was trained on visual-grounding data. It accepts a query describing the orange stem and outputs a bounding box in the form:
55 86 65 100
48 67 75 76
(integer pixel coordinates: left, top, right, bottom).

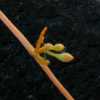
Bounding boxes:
0 10 74 100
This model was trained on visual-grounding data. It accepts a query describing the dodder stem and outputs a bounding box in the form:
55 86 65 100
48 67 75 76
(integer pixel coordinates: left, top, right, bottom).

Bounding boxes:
0 10 35 56
0 10 74 100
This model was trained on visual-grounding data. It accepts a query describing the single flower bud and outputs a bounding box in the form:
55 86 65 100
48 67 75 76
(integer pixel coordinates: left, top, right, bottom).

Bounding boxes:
53 43 64 52
46 51 74 62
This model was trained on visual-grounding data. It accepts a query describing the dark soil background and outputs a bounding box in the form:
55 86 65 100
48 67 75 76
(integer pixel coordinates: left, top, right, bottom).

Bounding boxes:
0 0 100 100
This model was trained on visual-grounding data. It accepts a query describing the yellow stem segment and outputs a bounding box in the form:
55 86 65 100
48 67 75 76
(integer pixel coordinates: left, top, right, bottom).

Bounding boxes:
36 26 48 50
0 10 74 100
